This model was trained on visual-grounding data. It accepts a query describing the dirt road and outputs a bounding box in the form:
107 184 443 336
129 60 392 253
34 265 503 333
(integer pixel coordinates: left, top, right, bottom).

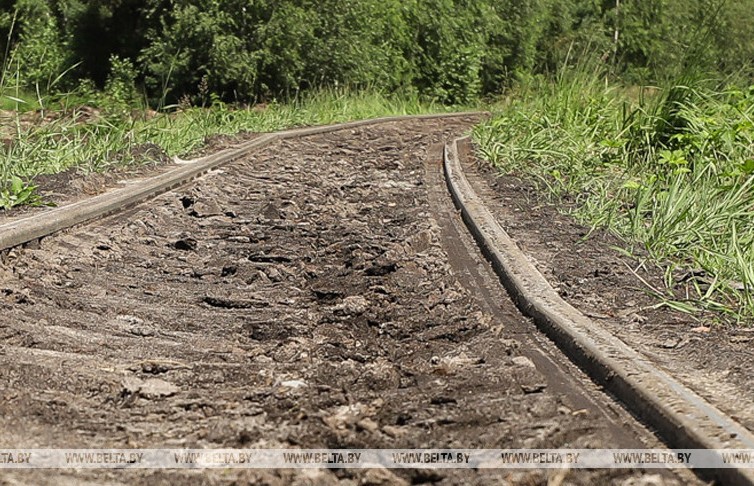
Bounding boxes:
0 118 691 485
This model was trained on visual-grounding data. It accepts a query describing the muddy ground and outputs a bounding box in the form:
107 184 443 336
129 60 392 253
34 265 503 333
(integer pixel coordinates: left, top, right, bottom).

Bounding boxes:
0 118 692 485
460 140 754 443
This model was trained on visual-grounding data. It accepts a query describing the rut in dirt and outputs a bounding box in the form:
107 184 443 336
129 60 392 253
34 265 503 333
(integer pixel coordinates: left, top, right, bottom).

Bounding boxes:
0 117 688 485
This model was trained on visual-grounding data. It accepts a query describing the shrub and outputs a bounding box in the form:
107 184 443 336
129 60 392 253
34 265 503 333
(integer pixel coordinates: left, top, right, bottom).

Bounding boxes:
104 55 139 109
9 0 68 92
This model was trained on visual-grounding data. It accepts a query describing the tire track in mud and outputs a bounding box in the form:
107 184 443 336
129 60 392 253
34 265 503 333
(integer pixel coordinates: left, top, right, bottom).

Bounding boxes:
0 117 692 485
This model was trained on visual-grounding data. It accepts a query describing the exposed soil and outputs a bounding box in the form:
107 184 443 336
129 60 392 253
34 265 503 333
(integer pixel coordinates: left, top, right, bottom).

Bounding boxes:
0 119 692 485
460 139 754 441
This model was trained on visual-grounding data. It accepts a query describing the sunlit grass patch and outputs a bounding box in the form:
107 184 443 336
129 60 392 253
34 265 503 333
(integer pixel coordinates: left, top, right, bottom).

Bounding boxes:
474 68 754 323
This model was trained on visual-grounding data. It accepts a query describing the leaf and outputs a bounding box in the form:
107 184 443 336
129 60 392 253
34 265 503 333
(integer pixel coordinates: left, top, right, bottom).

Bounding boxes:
658 149 673 164
0 178 42 209
3 95 27 104
741 159 754 174
16 186 34 203
0 190 10 211
622 179 641 190
10 176 24 194
600 138 625 149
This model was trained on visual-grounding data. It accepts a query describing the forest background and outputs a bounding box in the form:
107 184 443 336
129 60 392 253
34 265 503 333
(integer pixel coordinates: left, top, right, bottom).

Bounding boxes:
2 0 750 106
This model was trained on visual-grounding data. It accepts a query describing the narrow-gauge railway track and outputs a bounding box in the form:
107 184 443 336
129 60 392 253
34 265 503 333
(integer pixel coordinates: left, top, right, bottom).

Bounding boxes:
0 114 740 485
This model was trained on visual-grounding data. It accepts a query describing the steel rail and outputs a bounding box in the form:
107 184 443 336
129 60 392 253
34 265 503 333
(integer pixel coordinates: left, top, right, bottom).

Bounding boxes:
444 136 754 486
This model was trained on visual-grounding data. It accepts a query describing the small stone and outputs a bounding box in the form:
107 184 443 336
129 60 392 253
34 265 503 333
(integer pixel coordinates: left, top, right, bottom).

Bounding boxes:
265 267 282 281
521 383 547 394
660 338 680 349
261 203 281 220
13 288 34 305
191 201 222 217
512 356 536 368
338 295 369 315
511 356 547 394
433 352 481 375
122 377 179 399
280 379 307 389
323 404 368 432
140 378 180 398
174 238 197 251
357 418 379 433
122 377 142 395
129 327 155 337
382 425 405 438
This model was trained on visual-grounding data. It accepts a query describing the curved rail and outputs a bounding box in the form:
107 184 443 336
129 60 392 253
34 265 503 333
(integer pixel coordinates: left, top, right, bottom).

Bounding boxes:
0 112 484 252
444 136 754 486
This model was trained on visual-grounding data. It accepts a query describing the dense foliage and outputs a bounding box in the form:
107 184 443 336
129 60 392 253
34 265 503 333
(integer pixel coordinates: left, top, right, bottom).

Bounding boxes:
2 0 754 105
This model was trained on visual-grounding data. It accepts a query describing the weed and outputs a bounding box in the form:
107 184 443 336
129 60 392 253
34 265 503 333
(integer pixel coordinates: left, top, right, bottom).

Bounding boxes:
0 175 43 210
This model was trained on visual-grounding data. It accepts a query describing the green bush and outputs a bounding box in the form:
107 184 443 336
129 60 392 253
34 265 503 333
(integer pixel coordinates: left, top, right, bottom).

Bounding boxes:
104 55 139 109
139 0 260 105
3 0 754 105
474 65 754 320
303 0 413 93
8 0 68 92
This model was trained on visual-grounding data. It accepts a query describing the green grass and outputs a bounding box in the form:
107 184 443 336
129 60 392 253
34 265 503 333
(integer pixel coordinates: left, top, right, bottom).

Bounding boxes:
0 88 471 209
149 88 457 157
0 90 42 111
474 66 754 323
